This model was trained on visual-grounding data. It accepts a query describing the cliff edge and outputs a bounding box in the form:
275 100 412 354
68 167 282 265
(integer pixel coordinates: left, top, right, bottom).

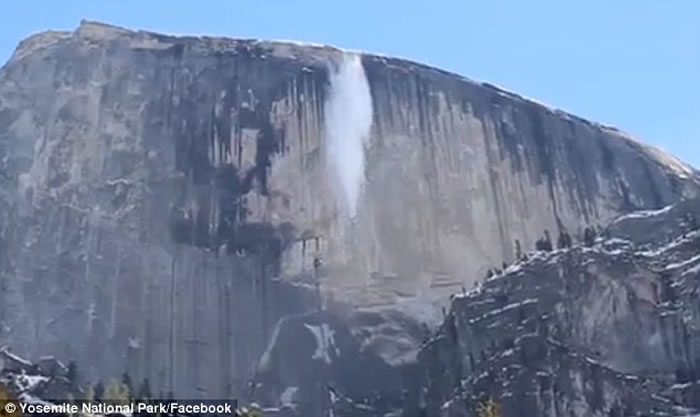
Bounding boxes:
0 20 698 412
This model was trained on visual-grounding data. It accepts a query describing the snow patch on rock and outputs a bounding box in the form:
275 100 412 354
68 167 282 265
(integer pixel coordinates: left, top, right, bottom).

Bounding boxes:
304 323 339 364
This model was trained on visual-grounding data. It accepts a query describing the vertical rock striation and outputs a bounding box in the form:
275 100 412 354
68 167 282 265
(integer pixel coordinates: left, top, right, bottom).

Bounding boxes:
0 21 698 412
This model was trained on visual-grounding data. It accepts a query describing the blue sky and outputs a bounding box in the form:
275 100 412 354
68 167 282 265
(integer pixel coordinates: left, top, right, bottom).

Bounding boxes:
1 1 698 168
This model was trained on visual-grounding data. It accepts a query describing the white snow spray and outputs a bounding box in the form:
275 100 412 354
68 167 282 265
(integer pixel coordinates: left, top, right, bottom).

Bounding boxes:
324 53 374 219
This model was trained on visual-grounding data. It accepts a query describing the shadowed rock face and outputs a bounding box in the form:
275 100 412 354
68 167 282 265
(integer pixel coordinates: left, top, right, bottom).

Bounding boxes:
419 198 700 417
0 20 698 412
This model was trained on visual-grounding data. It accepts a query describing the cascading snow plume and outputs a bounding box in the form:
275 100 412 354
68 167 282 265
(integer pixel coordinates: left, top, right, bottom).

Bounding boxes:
324 53 374 219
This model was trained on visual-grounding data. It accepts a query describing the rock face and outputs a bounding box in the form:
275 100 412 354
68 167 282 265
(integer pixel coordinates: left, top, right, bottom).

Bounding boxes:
0 20 699 414
419 198 700 417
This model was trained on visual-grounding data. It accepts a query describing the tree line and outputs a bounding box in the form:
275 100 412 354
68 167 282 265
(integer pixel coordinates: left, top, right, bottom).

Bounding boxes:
482 226 599 281
64 361 160 403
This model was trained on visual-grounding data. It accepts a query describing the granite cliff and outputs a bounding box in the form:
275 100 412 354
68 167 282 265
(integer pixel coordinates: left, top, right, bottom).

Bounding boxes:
0 20 698 415
419 198 700 417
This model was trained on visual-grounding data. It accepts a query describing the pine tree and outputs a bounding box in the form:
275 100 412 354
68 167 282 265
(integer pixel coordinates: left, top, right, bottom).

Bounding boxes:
557 229 572 249
477 398 501 417
583 227 596 247
535 231 553 252
543 230 553 251
535 238 545 251
121 372 133 399
515 239 523 261
137 378 152 401
105 379 130 404
84 384 95 402
66 361 78 384
94 381 105 402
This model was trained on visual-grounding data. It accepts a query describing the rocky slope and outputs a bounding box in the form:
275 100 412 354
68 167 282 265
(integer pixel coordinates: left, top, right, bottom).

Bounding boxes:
0 347 254 417
0 20 699 414
0 347 79 405
418 198 700 417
